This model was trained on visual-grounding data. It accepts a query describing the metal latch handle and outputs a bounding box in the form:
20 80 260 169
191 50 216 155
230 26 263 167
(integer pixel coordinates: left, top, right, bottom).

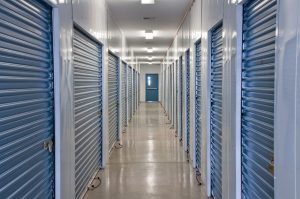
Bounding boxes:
44 140 54 153
268 155 274 175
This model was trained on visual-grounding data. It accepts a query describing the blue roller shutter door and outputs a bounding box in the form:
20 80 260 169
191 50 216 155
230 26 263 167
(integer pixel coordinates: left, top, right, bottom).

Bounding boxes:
186 50 191 153
0 1 55 198
241 0 276 198
138 73 140 106
128 66 132 121
179 56 183 141
168 66 172 120
108 52 119 151
175 61 179 134
73 27 103 199
210 23 223 199
133 70 136 114
195 41 202 170
122 62 127 131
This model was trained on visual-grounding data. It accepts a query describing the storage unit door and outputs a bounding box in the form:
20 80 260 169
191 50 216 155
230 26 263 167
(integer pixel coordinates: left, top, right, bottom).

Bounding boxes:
0 1 55 198
133 70 136 113
210 23 223 199
122 62 127 131
168 65 172 119
164 70 167 108
175 61 179 134
138 73 140 106
128 66 132 121
195 41 202 170
108 52 119 151
241 0 276 198
138 73 141 106
179 56 183 141
171 65 174 125
74 28 103 199
135 71 139 109
186 50 191 153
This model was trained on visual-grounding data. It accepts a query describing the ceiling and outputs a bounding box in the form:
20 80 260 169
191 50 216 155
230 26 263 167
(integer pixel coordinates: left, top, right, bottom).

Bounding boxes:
106 0 191 64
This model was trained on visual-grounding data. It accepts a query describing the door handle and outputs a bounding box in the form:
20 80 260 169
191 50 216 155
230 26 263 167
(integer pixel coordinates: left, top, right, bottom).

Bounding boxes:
268 155 274 175
44 139 54 153
147 88 158 90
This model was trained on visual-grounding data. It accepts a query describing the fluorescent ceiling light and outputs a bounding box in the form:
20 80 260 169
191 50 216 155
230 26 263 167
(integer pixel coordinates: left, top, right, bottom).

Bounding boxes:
145 30 154 40
147 48 153 53
141 0 155 4
148 57 153 60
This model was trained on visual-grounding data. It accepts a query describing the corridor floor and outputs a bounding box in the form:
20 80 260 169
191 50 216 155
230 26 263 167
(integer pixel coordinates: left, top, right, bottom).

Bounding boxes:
85 103 206 199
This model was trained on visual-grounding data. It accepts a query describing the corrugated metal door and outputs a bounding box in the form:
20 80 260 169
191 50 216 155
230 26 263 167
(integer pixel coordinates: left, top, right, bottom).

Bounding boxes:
210 23 223 199
186 50 191 154
138 73 140 106
175 60 179 135
241 0 276 198
168 66 172 120
171 64 174 126
164 70 167 108
0 1 55 198
133 70 136 114
122 62 127 132
179 56 183 141
195 40 202 170
108 52 119 151
73 27 103 199
128 66 132 121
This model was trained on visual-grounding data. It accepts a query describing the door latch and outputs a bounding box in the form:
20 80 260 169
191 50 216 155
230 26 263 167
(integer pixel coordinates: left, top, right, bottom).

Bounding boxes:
44 139 54 153
268 155 274 175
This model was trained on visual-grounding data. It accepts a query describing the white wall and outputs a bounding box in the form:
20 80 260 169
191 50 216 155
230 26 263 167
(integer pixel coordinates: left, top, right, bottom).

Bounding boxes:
275 0 300 197
140 65 162 102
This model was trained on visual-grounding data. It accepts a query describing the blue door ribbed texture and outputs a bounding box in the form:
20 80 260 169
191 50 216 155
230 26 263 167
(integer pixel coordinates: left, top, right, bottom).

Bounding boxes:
74 27 103 199
122 62 127 132
133 70 136 114
175 60 179 135
195 41 202 170
210 23 223 199
0 1 55 198
179 56 183 141
241 0 276 198
108 52 119 151
128 66 132 121
186 50 190 153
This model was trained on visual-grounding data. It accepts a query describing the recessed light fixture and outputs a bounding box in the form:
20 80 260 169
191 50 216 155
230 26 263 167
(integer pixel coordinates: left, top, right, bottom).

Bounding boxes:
148 57 153 60
145 30 154 40
141 0 155 4
147 48 153 53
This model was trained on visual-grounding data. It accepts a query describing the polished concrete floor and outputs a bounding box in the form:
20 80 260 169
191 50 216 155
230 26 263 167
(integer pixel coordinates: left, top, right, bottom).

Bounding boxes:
85 103 207 199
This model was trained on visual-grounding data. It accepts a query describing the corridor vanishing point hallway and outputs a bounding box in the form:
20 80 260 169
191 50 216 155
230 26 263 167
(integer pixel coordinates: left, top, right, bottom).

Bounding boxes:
85 103 206 199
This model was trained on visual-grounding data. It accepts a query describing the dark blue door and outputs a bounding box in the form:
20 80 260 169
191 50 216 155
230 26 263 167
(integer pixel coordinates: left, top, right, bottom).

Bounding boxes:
146 74 159 101
0 1 55 198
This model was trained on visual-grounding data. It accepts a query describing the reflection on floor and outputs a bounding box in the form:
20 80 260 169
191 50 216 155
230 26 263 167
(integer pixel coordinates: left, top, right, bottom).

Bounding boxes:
85 102 207 199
